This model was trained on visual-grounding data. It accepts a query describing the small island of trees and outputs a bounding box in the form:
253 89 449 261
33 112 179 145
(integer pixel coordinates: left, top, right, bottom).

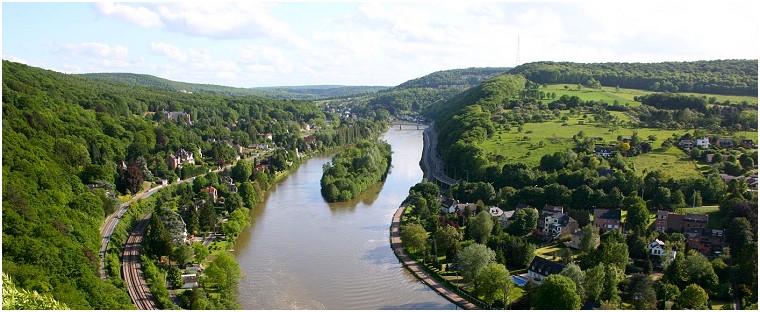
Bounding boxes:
320 139 392 202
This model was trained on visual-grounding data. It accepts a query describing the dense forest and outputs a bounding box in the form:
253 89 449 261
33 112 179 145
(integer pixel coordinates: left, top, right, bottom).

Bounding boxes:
80 73 387 100
1 60 386 309
320 139 392 202
510 60 758 96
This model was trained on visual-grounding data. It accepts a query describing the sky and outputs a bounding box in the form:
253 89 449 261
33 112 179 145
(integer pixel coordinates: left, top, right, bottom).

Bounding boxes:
2 1 759 88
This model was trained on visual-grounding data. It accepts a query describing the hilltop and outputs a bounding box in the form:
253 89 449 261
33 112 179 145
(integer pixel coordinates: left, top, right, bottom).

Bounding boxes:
79 72 387 100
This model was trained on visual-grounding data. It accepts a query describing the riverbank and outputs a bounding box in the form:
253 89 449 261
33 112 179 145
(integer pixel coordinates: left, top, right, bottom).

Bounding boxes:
389 206 478 310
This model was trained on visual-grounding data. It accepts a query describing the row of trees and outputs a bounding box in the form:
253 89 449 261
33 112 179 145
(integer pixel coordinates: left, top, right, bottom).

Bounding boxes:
321 139 392 202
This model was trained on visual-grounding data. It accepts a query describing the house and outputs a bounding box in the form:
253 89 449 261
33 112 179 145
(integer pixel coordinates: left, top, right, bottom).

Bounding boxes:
181 274 199 289
695 137 710 149
686 228 726 256
201 186 218 203
654 210 669 232
488 207 503 218
227 182 238 193
740 139 754 148
488 207 515 228
595 147 613 158
165 111 192 124
679 140 694 150
543 205 564 214
716 138 734 148
440 198 457 214
541 212 578 239
647 239 676 265
166 154 180 170
264 132 273 141
683 213 709 231
647 239 667 256
593 209 622 232
564 230 600 249
499 210 515 228
653 210 709 232
185 264 203 274
527 257 566 283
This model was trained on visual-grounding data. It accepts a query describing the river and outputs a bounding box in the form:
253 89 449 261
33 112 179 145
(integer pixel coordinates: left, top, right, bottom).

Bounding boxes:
233 126 456 310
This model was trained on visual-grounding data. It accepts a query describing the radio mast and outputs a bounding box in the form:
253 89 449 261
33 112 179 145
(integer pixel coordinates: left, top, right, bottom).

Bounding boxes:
515 35 521 66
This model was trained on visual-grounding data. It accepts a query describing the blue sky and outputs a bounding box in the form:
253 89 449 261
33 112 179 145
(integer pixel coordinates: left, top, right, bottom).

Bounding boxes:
3 1 759 87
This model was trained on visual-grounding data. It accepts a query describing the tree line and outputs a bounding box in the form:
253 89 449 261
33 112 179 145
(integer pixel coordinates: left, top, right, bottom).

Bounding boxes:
510 60 758 96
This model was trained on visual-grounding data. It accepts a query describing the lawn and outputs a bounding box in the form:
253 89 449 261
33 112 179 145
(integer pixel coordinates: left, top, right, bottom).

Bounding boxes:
544 84 758 106
629 146 703 180
535 243 573 262
481 113 703 175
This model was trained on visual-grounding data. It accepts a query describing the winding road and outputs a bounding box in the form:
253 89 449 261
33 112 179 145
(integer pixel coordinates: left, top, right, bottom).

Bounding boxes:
422 126 458 186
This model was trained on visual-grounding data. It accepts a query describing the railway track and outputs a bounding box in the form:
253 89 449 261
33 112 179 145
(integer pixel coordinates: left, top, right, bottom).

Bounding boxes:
121 213 159 310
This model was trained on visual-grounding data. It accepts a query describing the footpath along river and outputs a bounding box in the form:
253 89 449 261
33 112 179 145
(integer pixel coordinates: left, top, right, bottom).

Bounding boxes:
233 126 456 309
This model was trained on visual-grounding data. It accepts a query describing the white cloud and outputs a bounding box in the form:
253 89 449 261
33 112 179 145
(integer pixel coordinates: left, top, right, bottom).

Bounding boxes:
3 54 28 64
150 42 188 63
95 2 163 28
56 42 138 70
93 2 309 49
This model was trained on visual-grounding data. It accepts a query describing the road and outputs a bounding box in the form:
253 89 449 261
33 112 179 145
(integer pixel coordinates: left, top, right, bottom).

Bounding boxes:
390 206 477 309
122 213 159 310
422 126 458 186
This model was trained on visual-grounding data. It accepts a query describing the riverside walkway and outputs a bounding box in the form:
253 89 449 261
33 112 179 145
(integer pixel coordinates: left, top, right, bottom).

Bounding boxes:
390 206 478 310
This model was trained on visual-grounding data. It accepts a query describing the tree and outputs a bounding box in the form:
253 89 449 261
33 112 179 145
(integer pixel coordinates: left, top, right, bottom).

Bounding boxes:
602 264 623 302
230 160 252 183
726 217 754 252
238 181 257 208
204 252 241 291
598 240 629 269
507 208 538 236
474 262 513 305
457 243 496 284
626 203 650 233
172 244 194 267
677 284 709 310
224 192 243 213
627 273 657 309
435 225 463 260
682 250 718 289
192 242 209 263
579 224 600 253
584 263 605 302
400 223 429 255
532 274 581 310
168 266 183 289
469 211 494 244
560 263 586 301
655 281 681 308
145 215 173 258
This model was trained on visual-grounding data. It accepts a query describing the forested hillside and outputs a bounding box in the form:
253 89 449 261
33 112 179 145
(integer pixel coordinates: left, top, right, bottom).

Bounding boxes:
510 60 757 96
334 67 510 117
320 139 392 202
2 61 383 309
80 73 387 100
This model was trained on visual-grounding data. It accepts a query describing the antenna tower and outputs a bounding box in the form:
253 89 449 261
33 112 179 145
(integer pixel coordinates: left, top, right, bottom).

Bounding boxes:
515 35 521 66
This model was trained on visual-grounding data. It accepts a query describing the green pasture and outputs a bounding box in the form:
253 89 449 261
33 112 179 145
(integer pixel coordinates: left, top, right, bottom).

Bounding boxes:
482 112 703 173
543 84 758 106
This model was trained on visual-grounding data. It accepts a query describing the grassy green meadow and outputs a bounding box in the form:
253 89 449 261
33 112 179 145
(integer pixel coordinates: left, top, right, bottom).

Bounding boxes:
543 84 758 106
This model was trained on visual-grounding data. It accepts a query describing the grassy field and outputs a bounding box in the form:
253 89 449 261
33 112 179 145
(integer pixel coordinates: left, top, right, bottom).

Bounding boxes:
544 84 758 106
481 111 703 176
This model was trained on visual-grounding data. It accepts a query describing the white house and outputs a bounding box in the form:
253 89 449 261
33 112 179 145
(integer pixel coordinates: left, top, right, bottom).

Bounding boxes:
181 274 199 289
695 137 710 149
489 207 503 218
648 239 667 256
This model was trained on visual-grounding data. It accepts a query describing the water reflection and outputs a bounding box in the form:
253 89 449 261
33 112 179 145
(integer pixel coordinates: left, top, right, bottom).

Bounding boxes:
234 128 455 310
